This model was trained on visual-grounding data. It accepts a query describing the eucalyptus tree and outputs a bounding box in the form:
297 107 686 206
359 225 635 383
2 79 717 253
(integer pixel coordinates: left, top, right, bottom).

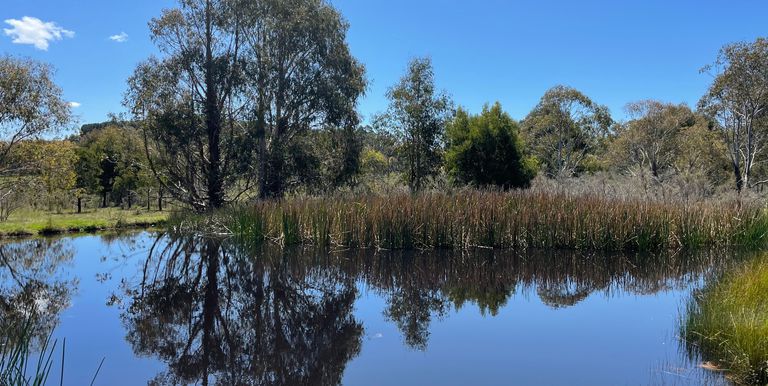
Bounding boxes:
127 0 366 206
610 101 697 179
0 56 70 218
0 56 71 165
239 0 366 198
522 85 612 178
377 57 453 192
126 0 248 211
698 38 768 192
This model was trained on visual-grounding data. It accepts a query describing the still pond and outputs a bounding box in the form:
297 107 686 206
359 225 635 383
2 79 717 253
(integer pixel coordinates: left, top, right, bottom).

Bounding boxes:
0 232 745 385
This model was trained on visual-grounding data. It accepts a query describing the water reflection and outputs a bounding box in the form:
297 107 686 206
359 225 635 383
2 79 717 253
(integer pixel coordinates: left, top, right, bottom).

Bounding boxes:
0 238 75 344
0 233 742 385
110 233 738 385
121 236 362 385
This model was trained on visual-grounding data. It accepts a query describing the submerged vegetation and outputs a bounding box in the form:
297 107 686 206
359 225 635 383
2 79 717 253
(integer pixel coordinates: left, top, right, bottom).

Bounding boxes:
171 190 768 252
683 257 768 385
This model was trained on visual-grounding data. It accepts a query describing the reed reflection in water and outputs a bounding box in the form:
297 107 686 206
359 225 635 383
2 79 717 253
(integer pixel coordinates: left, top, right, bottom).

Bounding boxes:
110 233 740 385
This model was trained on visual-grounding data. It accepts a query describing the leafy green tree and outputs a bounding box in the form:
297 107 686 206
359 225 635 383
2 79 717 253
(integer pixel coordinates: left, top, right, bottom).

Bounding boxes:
37 141 77 211
78 126 149 208
126 0 246 211
126 0 366 206
698 37 768 192
241 0 366 198
446 103 536 188
0 56 70 219
377 57 453 192
0 56 70 165
522 85 613 178
609 101 697 178
74 146 101 213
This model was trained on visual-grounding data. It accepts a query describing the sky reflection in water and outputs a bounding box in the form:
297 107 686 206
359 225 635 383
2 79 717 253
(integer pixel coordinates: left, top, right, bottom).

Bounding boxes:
0 232 739 385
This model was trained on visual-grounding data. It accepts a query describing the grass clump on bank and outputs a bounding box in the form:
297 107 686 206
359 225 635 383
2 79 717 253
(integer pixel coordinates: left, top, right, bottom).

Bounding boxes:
0 207 168 237
683 257 768 385
172 190 768 252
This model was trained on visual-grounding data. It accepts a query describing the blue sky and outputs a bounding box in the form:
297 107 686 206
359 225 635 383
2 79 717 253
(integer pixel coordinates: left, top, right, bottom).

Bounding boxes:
2 0 767 134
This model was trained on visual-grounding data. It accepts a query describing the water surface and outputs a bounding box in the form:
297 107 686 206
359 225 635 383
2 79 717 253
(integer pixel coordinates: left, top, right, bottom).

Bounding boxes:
0 232 739 385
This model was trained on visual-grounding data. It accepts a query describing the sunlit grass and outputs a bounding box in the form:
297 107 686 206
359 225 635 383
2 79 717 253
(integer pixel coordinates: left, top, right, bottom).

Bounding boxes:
173 190 768 251
0 207 168 236
683 257 768 385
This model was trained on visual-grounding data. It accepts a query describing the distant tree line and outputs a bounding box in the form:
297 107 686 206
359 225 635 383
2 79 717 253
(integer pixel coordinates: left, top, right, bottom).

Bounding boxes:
1 0 767 216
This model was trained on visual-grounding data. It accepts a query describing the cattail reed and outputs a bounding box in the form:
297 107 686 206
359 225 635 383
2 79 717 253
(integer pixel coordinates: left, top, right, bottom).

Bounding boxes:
176 190 768 252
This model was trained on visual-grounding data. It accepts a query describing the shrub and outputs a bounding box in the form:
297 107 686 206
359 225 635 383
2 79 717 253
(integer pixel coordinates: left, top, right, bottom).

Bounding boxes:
446 103 536 189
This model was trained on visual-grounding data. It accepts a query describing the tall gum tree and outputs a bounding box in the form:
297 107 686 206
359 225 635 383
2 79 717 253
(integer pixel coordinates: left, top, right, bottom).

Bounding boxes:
126 0 246 211
377 57 453 192
127 0 366 206
240 0 366 198
698 38 768 192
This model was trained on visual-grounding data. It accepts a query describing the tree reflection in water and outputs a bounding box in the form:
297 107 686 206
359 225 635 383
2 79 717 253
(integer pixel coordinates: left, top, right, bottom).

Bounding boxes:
0 238 75 344
121 233 738 384
122 235 362 386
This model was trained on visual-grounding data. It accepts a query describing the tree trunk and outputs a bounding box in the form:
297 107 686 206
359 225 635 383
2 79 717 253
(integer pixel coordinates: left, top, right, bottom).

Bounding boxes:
158 189 163 212
203 0 223 210
77 197 82 214
101 191 108 208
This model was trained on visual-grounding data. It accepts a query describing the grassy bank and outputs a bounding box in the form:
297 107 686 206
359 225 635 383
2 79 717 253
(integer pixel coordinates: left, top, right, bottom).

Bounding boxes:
0 207 168 237
172 190 768 251
683 257 768 384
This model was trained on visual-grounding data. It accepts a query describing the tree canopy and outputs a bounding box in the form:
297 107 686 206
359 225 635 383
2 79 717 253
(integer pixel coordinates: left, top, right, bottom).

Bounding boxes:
377 57 453 192
522 85 613 178
446 102 536 189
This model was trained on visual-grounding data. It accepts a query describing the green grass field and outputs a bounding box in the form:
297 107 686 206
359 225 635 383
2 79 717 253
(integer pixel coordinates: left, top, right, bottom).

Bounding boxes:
0 207 168 236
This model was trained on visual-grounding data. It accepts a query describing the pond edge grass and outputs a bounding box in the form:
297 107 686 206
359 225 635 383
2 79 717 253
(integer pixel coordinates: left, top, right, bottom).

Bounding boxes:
682 256 768 384
169 190 768 252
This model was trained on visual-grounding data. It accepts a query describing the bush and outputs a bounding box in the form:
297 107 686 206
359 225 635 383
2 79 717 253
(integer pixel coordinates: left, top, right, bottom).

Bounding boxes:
446 102 536 189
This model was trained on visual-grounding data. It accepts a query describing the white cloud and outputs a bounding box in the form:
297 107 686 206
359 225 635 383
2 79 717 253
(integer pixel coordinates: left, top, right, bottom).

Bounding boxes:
109 32 128 43
68 102 81 108
3 16 74 50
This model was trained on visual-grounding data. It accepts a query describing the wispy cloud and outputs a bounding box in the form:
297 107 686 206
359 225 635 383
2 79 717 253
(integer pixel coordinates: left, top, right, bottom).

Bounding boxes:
109 32 128 43
3 16 74 50
68 102 81 108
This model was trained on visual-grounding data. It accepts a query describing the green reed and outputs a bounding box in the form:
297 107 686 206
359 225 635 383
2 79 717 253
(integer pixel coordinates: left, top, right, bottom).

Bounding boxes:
193 190 768 252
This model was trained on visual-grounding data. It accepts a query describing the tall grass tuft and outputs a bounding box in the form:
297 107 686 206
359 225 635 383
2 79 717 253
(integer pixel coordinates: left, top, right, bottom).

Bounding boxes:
682 256 768 385
0 320 57 386
192 190 768 252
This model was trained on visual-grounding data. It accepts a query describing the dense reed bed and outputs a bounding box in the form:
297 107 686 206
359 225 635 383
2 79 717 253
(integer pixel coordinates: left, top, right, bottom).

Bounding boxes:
683 256 768 385
172 190 768 252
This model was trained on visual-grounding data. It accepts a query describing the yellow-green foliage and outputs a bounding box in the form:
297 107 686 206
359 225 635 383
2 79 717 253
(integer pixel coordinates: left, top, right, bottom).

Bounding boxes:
684 257 768 384
208 190 768 251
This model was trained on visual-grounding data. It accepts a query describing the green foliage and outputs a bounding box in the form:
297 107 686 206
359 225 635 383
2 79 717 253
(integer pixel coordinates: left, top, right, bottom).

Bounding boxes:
446 103 536 189
377 57 454 192
684 257 768 384
77 125 152 207
125 0 366 205
698 37 768 192
522 85 613 178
